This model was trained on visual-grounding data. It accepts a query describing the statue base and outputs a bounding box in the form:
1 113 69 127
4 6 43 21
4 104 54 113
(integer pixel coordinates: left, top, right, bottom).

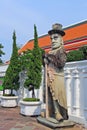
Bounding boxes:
37 116 75 129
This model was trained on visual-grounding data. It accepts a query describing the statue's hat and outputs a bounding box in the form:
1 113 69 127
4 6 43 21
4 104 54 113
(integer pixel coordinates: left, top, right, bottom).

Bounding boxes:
48 23 65 36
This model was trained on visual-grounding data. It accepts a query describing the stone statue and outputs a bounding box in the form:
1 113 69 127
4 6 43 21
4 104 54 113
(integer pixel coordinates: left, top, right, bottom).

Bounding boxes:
45 23 68 122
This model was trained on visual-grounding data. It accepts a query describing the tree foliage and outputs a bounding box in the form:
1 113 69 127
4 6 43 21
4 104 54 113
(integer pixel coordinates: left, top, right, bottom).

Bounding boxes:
66 50 84 62
3 31 20 95
24 25 44 98
67 45 87 62
19 49 33 71
0 43 5 63
79 45 87 60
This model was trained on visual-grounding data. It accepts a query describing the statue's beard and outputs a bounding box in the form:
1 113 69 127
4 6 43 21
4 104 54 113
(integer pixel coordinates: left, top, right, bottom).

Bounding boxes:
52 38 63 50
52 42 61 49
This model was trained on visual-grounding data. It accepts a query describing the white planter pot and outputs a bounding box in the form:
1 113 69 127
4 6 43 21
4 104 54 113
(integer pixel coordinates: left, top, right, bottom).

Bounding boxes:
1 96 18 107
20 100 42 116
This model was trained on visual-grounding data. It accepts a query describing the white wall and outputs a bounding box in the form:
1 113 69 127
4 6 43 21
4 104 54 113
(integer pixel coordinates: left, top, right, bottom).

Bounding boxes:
0 64 8 77
0 64 8 97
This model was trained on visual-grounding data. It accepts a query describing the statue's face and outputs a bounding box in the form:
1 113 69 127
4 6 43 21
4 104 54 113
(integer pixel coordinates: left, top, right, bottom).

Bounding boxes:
50 33 63 49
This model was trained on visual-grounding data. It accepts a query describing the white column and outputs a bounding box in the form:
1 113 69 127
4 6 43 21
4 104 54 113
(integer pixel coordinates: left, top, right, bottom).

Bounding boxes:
82 68 87 119
64 69 72 115
72 69 81 116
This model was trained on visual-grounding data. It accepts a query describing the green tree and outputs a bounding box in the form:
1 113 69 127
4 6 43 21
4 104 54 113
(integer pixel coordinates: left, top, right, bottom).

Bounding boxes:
19 49 32 71
24 25 43 98
0 43 5 63
79 45 87 60
67 50 84 62
3 31 20 95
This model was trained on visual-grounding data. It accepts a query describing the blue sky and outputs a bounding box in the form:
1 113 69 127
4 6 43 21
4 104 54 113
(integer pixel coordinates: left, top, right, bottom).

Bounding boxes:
0 0 87 62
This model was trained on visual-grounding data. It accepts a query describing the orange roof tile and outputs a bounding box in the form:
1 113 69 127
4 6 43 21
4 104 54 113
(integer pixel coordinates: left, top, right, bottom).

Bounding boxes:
63 21 87 42
18 20 87 54
18 35 51 54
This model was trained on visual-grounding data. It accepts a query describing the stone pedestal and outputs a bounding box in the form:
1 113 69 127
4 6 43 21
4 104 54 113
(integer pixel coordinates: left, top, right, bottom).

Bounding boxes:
37 116 75 129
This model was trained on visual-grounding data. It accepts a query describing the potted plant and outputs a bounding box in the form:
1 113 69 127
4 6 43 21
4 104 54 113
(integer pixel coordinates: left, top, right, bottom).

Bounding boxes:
20 25 44 116
1 31 20 107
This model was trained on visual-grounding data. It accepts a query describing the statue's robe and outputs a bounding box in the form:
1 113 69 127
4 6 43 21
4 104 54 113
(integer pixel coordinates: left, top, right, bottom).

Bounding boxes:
47 46 68 120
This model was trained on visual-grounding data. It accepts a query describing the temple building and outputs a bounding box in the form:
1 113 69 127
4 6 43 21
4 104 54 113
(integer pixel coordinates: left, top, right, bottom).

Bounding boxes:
18 20 87 54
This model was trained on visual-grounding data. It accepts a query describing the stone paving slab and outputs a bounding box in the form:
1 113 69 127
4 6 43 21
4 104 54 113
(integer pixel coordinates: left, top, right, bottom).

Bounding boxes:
0 106 52 130
0 106 87 130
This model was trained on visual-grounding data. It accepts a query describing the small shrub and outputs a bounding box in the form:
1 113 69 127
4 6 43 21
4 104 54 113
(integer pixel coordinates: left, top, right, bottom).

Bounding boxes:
66 50 84 62
23 98 40 102
3 94 15 96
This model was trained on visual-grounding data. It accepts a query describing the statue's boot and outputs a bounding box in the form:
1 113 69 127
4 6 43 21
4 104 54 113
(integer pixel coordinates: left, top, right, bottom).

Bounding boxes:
53 100 63 122
55 112 63 122
55 100 69 120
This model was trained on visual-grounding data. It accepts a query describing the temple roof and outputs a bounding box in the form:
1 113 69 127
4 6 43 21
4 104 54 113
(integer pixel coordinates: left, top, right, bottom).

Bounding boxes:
18 20 87 54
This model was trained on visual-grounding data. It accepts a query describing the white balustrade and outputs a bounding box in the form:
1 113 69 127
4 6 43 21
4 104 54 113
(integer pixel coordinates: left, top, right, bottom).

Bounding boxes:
64 60 87 126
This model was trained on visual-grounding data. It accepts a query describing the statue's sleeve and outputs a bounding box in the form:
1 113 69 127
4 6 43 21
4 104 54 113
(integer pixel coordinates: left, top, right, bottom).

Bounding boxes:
56 48 67 68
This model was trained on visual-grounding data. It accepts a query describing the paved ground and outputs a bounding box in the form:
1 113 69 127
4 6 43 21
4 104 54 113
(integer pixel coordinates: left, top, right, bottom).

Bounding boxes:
0 106 87 130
